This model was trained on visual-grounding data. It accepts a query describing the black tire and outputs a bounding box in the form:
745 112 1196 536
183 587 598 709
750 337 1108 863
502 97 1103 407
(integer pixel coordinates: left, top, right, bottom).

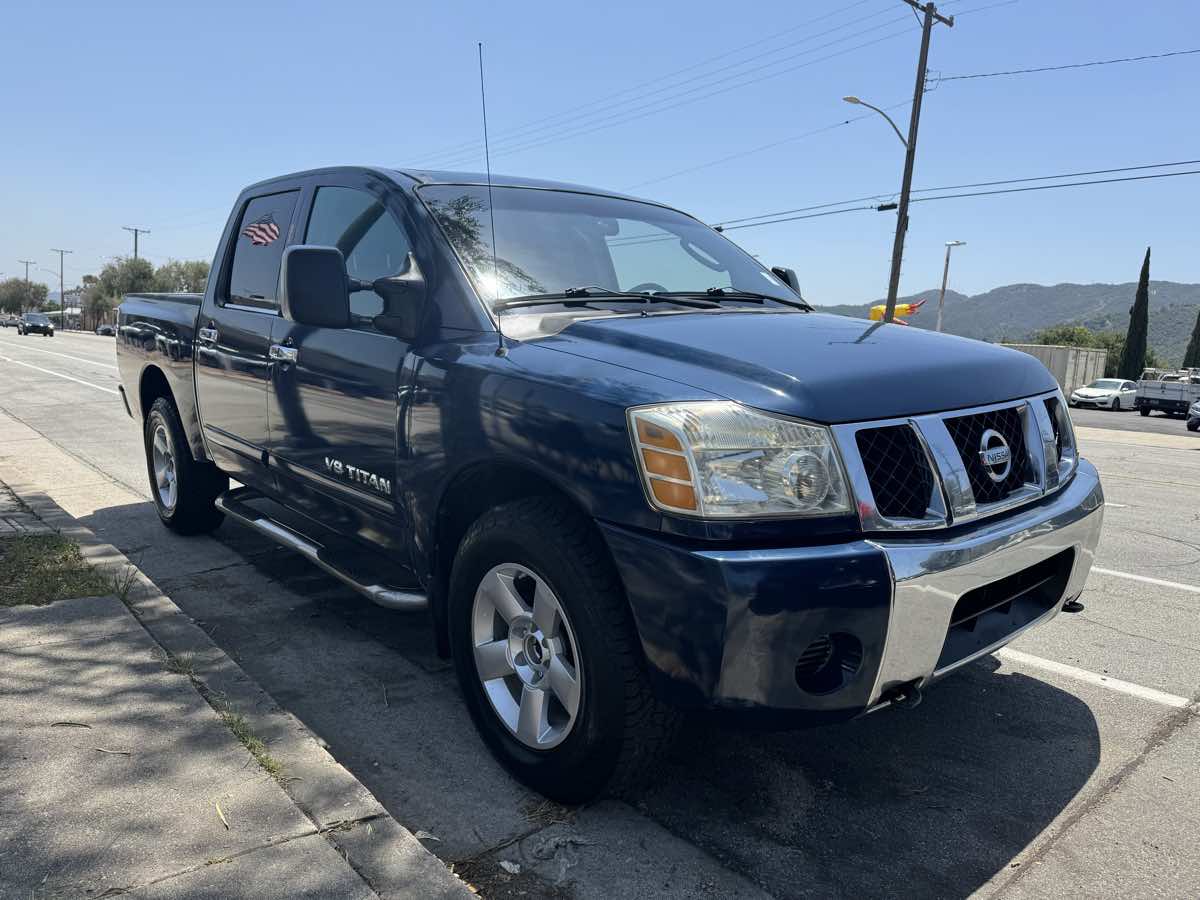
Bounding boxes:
1187 420 1199 433
448 496 680 803
1139 407 1151 417
143 397 227 534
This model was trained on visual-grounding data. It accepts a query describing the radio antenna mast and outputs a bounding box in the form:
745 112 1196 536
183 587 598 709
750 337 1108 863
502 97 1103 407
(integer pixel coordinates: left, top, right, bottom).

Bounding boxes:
478 42 505 357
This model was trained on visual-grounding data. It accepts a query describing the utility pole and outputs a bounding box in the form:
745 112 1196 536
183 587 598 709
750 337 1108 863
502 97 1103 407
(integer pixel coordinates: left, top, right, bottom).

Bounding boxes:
122 226 150 260
18 260 35 312
50 248 73 331
935 240 966 332
881 0 953 323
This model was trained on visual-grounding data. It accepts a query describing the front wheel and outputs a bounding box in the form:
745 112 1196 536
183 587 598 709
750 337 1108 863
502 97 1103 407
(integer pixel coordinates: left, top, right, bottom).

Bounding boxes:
143 397 227 534
1188 419 1199 433
448 496 679 803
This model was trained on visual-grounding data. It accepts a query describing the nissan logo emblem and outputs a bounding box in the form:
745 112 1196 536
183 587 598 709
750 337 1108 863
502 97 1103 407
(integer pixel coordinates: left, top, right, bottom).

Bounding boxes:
978 428 1012 483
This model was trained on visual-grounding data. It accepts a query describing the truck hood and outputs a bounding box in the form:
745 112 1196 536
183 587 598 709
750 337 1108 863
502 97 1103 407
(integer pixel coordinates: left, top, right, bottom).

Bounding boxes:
542 311 1058 424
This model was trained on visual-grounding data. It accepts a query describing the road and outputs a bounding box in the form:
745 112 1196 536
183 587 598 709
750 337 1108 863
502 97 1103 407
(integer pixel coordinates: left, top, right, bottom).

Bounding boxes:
1069 402 1199 436
1 329 1198 899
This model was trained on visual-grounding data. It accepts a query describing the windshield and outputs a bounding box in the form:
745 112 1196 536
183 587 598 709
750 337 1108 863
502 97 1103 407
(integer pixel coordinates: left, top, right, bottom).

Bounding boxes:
1087 379 1123 389
419 185 798 308
26 314 50 324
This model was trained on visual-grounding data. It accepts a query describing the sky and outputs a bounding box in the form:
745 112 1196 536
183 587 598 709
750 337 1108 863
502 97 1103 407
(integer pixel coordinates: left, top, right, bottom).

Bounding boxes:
0 0 1196 306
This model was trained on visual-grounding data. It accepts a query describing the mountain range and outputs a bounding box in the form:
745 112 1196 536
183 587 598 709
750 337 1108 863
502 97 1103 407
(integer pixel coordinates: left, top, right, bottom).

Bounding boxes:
814 281 1200 366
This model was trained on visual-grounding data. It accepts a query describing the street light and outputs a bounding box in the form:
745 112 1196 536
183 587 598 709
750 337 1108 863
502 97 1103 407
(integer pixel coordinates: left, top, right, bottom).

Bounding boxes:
936 240 966 332
842 96 908 148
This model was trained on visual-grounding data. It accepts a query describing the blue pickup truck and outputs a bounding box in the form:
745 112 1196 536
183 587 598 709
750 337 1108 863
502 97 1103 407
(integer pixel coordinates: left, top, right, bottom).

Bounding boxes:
117 166 1103 802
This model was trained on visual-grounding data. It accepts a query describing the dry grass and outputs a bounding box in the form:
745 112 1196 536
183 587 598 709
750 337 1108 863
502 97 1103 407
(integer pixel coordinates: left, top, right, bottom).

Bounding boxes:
0 533 112 606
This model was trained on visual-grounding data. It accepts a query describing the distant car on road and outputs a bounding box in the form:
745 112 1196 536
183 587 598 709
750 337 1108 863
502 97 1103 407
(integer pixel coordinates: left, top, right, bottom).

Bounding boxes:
1069 378 1137 410
0 314 19 328
17 313 54 337
1187 401 1200 432
95 324 116 336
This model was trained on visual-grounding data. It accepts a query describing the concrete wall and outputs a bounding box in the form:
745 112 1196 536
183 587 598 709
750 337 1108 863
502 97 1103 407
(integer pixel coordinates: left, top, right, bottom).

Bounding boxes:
1002 344 1108 395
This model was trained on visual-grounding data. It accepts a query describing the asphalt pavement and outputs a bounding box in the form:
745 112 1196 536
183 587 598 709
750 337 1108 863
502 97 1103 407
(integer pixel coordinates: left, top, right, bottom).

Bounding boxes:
1 328 1198 899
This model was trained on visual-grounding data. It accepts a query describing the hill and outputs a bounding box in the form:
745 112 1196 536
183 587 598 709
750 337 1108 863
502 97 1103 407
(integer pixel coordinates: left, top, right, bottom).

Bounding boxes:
814 281 1200 366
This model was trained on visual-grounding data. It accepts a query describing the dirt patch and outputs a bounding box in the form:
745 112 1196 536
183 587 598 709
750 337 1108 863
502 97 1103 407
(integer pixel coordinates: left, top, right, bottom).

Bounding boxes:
0 533 111 606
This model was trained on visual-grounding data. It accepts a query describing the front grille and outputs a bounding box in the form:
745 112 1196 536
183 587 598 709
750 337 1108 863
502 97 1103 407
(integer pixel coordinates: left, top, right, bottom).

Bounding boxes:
944 405 1031 504
1045 396 1063 463
856 425 934 519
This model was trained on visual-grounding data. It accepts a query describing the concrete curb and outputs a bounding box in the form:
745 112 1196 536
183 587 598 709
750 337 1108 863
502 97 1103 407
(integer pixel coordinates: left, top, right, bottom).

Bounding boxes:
7 481 473 900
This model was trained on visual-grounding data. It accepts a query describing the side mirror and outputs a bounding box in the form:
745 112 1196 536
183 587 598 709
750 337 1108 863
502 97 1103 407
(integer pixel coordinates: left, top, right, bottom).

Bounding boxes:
281 245 352 328
771 266 803 296
370 252 426 340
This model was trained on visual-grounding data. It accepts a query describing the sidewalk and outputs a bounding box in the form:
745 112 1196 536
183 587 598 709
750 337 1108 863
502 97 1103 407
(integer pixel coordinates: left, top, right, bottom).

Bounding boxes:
0 482 472 899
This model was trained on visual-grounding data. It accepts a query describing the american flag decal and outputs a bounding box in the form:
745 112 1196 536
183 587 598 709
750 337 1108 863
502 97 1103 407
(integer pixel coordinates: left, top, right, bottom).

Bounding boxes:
241 214 280 246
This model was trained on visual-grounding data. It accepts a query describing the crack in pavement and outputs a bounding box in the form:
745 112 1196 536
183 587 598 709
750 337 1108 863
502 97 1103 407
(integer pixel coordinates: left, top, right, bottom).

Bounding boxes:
985 699 1200 899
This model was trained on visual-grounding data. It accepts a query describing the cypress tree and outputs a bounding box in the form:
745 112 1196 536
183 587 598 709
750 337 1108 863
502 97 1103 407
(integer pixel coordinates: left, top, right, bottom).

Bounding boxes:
1184 308 1200 369
1118 247 1151 380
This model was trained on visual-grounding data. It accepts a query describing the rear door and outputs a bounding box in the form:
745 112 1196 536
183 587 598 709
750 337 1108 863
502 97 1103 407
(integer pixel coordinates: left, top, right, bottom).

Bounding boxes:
267 175 415 549
195 189 299 483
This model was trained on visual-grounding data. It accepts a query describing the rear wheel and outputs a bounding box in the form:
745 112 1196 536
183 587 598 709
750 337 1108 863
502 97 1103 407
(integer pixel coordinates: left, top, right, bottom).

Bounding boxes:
143 397 227 534
448 496 679 803
1140 407 1151 417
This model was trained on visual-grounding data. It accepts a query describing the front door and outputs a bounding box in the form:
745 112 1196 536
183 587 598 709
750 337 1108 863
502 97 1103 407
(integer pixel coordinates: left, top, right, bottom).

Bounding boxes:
267 179 414 551
195 189 299 484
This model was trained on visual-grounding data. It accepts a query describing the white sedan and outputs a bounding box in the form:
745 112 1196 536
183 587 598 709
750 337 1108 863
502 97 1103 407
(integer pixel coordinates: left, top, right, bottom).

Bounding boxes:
1069 378 1138 410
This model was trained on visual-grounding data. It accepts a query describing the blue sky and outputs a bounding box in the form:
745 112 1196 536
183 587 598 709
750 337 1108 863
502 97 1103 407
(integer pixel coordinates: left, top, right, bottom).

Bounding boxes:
1 0 1196 306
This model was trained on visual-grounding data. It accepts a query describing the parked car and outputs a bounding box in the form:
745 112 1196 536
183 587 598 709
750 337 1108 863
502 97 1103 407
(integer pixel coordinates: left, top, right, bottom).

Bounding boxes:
1187 400 1200 432
1 314 19 328
1134 368 1200 417
1069 378 1137 410
17 313 54 336
116 166 1104 802
96 324 116 336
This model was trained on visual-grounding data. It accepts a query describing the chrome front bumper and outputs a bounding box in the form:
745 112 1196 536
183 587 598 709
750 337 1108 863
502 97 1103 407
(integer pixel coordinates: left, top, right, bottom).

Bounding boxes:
867 458 1104 705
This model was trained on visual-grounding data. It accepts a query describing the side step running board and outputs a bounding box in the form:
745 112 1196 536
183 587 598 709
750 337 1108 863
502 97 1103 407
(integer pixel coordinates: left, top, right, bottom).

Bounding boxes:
215 488 428 612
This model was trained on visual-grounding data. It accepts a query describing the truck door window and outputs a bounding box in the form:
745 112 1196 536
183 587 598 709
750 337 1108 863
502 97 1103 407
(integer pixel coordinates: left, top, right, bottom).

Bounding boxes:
305 186 412 323
227 191 299 309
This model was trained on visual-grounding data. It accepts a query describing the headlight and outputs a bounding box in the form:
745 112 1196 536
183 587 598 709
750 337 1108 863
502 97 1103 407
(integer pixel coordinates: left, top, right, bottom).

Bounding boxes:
1046 390 1078 484
628 401 851 518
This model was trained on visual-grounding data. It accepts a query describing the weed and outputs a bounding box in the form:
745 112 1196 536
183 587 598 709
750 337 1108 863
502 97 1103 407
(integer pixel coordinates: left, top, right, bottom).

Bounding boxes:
0 533 111 606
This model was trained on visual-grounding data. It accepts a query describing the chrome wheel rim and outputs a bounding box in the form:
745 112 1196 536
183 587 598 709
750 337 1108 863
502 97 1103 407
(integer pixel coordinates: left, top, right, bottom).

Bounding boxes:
151 423 178 511
470 563 583 750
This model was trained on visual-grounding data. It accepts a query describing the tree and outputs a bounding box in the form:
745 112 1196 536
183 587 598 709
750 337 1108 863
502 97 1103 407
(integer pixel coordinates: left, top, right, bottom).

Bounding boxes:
1030 324 1095 347
97 257 156 299
1118 247 1151 379
154 259 210 293
1183 310 1200 369
0 278 48 312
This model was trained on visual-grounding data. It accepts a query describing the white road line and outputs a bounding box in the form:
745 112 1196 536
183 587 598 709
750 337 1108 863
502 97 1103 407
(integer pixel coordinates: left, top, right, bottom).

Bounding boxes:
1092 566 1200 595
998 648 1191 708
0 353 119 395
1104 502 1129 508
0 338 118 370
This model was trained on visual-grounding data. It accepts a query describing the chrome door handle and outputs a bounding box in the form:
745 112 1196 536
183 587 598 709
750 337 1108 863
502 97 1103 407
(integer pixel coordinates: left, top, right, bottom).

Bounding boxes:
198 327 218 343
269 343 299 364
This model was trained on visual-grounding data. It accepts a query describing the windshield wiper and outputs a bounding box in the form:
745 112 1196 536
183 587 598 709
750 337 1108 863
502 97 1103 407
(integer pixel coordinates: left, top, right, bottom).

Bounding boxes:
495 286 718 312
656 287 812 311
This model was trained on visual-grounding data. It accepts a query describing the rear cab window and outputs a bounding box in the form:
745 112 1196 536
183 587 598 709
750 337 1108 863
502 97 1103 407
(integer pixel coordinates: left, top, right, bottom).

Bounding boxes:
224 191 299 310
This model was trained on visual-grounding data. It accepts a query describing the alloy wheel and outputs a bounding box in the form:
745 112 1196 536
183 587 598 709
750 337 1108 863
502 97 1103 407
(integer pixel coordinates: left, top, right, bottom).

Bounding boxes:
151 423 178 511
470 563 583 749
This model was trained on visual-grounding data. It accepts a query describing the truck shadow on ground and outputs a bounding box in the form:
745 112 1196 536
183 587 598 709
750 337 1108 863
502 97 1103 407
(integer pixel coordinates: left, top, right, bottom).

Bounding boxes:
70 496 1101 900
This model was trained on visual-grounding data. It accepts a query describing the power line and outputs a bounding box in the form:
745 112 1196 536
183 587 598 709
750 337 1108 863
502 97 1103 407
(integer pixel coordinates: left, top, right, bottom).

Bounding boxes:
937 47 1200 81
424 16 921 168
414 0 891 163
715 167 1200 232
713 159 1200 227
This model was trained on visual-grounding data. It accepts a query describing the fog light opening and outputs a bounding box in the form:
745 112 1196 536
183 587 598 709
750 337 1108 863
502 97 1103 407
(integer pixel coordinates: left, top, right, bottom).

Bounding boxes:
794 632 864 695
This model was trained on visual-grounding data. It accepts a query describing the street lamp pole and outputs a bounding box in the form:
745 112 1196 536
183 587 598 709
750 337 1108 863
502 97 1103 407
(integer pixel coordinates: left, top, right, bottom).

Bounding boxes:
50 249 72 331
18 260 36 312
846 1 953 323
936 240 966 332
